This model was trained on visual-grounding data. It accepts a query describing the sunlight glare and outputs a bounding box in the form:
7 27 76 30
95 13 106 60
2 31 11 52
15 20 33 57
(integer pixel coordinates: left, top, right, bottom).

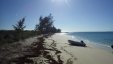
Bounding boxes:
51 0 65 3
51 0 70 6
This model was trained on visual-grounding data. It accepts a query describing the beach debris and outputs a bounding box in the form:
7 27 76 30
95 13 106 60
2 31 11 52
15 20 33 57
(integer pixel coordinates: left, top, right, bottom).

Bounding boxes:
1 36 63 64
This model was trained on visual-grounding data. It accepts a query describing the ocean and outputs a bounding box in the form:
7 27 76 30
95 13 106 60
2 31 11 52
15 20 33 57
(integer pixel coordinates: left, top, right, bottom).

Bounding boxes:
67 32 113 49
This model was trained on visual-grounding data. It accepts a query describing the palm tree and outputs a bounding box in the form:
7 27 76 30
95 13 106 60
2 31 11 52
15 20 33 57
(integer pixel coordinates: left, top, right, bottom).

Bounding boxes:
12 17 26 40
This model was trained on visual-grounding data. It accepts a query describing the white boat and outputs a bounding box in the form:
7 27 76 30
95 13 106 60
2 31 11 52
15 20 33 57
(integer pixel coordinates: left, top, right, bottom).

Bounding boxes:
68 40 86 47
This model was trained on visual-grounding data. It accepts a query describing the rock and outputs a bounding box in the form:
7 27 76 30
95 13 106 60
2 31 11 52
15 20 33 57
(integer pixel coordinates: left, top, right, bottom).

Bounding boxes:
111 45 113 49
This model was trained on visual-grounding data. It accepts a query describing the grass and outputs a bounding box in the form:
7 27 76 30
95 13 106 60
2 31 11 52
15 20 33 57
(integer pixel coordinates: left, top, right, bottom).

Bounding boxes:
0 30 38 46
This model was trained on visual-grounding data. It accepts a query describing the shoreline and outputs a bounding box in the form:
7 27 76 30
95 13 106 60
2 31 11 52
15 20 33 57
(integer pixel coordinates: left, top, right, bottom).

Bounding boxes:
48 33 113 64
66 33 113 52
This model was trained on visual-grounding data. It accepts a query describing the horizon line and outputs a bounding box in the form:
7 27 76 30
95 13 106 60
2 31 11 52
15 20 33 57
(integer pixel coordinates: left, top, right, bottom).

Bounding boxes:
0 29 113 32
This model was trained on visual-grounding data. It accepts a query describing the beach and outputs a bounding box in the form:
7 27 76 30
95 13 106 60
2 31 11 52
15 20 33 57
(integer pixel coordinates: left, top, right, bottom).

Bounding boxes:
0 33 113 64
1 0 113 63
46 33 113 64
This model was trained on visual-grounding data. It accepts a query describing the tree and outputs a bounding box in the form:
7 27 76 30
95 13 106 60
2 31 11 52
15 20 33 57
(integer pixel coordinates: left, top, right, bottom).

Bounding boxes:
57 29 61 33
36 14 54 34
12 17 26 40
13 18 26 32
34 24 39 31
35 14 61 35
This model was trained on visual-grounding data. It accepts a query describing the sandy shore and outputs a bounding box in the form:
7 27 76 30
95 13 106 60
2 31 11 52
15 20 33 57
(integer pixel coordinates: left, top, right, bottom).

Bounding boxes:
46 33 113 64
0 33 113 64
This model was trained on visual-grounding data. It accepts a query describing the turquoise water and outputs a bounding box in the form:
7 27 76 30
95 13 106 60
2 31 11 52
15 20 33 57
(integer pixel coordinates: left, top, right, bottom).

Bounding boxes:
68 32 113 47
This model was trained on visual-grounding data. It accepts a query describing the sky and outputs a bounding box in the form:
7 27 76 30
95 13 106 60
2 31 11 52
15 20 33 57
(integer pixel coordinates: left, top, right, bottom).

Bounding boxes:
0 0 113 32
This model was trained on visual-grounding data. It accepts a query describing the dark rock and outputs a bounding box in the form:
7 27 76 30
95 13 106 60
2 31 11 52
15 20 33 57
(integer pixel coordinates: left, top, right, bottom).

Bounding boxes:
111 45 113 49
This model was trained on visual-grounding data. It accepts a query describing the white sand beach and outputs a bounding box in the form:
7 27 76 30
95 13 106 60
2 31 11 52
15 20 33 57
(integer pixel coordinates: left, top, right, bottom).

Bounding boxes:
46 33 113 64
0 33 113 64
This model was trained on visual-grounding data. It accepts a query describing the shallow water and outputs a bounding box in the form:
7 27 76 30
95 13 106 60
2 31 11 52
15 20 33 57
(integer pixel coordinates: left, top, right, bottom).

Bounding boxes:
67 32 113 52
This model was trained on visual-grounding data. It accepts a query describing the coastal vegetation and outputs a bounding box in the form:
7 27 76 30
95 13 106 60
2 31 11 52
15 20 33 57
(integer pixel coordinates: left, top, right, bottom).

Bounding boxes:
0 14 61 45
0 14 63 64
35 14 61 34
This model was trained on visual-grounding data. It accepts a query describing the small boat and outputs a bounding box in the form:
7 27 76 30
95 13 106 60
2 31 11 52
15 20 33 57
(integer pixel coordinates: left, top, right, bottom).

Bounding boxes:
68 40 86 47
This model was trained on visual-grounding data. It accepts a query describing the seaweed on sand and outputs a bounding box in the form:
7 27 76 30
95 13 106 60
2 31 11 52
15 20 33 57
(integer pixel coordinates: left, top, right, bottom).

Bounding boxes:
9 36 63 64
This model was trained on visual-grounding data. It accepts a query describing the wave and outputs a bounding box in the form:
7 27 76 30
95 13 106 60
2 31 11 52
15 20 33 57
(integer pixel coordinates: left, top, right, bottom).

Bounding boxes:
67 34 113 51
